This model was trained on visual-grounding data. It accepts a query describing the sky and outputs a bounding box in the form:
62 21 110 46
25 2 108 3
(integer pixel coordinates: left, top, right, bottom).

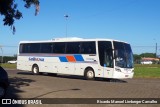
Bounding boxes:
0 0 160 56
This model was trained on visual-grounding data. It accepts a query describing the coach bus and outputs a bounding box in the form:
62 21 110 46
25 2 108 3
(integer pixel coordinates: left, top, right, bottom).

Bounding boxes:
17 37 134 79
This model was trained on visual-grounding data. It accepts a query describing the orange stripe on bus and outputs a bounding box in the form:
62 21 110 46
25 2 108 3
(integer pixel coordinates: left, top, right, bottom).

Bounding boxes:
66 56 76 62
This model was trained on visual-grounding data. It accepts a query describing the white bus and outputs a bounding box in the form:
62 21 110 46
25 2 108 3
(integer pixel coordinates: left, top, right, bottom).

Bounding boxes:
17 37 134 79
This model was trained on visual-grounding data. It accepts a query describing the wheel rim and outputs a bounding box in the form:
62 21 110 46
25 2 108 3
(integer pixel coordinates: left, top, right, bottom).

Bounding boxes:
87 70 94 79
0 87 5 97
33 67 38 74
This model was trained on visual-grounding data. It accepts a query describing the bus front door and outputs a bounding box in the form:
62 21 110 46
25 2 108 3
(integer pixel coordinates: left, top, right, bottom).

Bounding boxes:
103 50 114 78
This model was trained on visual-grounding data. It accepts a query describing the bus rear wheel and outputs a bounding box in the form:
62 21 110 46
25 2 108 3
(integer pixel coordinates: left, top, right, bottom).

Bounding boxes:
32 65 39 75
84 68 95 80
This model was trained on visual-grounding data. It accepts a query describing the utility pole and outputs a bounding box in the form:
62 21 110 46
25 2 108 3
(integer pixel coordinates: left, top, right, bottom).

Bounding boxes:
156 43 157 58
64 14 69 38
154 39 157 58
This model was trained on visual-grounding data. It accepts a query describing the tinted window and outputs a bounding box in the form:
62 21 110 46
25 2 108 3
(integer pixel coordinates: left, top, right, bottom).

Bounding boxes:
114 41 131 51
81 42 96 54
113 41 133 68
20 41 97 54
53 42 66 53
20 43 41 53
41 43 53 53
19 44 23 53
98 41 113 67
20 44 31 53
30 43 40 53
66 42 80 54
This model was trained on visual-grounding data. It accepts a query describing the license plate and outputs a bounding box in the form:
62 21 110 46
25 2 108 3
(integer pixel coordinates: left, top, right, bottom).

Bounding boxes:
125 75 129 77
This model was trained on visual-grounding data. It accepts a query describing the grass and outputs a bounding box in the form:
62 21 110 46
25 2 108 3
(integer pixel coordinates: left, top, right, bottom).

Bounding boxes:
134 64 160 78
0 63 160 78
0 63 17 69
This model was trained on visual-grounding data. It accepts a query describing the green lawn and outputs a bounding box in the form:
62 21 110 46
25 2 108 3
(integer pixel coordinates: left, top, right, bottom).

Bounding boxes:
0 63 17 69
1 63 160 78
134 64 160 78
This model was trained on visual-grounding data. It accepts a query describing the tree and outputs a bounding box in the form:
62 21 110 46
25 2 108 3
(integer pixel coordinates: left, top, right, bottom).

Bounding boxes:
140 53 156 58
0 0 40 34
133 54 141 64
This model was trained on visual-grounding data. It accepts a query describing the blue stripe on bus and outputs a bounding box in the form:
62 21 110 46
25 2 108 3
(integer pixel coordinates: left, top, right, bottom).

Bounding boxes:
74 55 84 61
59 56 68 62
59 55 84 62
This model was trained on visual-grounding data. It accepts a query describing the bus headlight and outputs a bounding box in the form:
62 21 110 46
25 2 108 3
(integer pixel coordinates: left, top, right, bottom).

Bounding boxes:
115 68 121 72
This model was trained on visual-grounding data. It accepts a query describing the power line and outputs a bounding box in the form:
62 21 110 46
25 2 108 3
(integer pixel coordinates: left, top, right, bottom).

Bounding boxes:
132 46 160 47
0 45 18 47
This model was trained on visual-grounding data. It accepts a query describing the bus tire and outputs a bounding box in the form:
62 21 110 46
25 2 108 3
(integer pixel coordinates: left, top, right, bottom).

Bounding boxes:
32 65 39 75
84 68 95 80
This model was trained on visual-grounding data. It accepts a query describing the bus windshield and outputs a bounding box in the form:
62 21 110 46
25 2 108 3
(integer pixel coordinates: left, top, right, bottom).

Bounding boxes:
114 41 134 68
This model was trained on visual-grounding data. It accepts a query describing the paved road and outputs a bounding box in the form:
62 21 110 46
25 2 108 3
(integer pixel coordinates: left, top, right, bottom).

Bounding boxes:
3 69 160 107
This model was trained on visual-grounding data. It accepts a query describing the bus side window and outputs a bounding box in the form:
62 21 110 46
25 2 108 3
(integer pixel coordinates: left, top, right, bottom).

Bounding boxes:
21 43 31 53
53 42 66 53
30 43 41 53
19 44 23 53
80 42 96 54
40 43 53 53
66 42 81 54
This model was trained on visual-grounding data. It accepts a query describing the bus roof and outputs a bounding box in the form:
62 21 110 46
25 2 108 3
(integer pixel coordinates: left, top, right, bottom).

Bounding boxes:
19 37 128 44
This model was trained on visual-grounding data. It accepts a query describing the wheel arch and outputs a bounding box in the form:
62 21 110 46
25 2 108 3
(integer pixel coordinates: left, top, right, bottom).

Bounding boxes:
31 63 38 71
84 66 95 80
31 63 41 75
84 66 95 75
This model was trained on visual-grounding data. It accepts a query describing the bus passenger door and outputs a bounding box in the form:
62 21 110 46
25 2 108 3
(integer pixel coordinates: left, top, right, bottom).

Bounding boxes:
103 50 114 78
98 41 114 78
103 66 114 78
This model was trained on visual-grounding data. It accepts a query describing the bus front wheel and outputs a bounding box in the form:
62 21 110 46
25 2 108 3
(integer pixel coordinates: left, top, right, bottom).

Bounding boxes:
84 68 95 80
32 65 39 75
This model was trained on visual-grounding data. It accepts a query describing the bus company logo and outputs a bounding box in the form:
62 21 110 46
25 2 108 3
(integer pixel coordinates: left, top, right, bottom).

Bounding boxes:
29 57 44 61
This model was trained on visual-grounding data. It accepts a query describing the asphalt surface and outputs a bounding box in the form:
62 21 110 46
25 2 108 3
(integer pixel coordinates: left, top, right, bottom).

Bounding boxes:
2 69 160 107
